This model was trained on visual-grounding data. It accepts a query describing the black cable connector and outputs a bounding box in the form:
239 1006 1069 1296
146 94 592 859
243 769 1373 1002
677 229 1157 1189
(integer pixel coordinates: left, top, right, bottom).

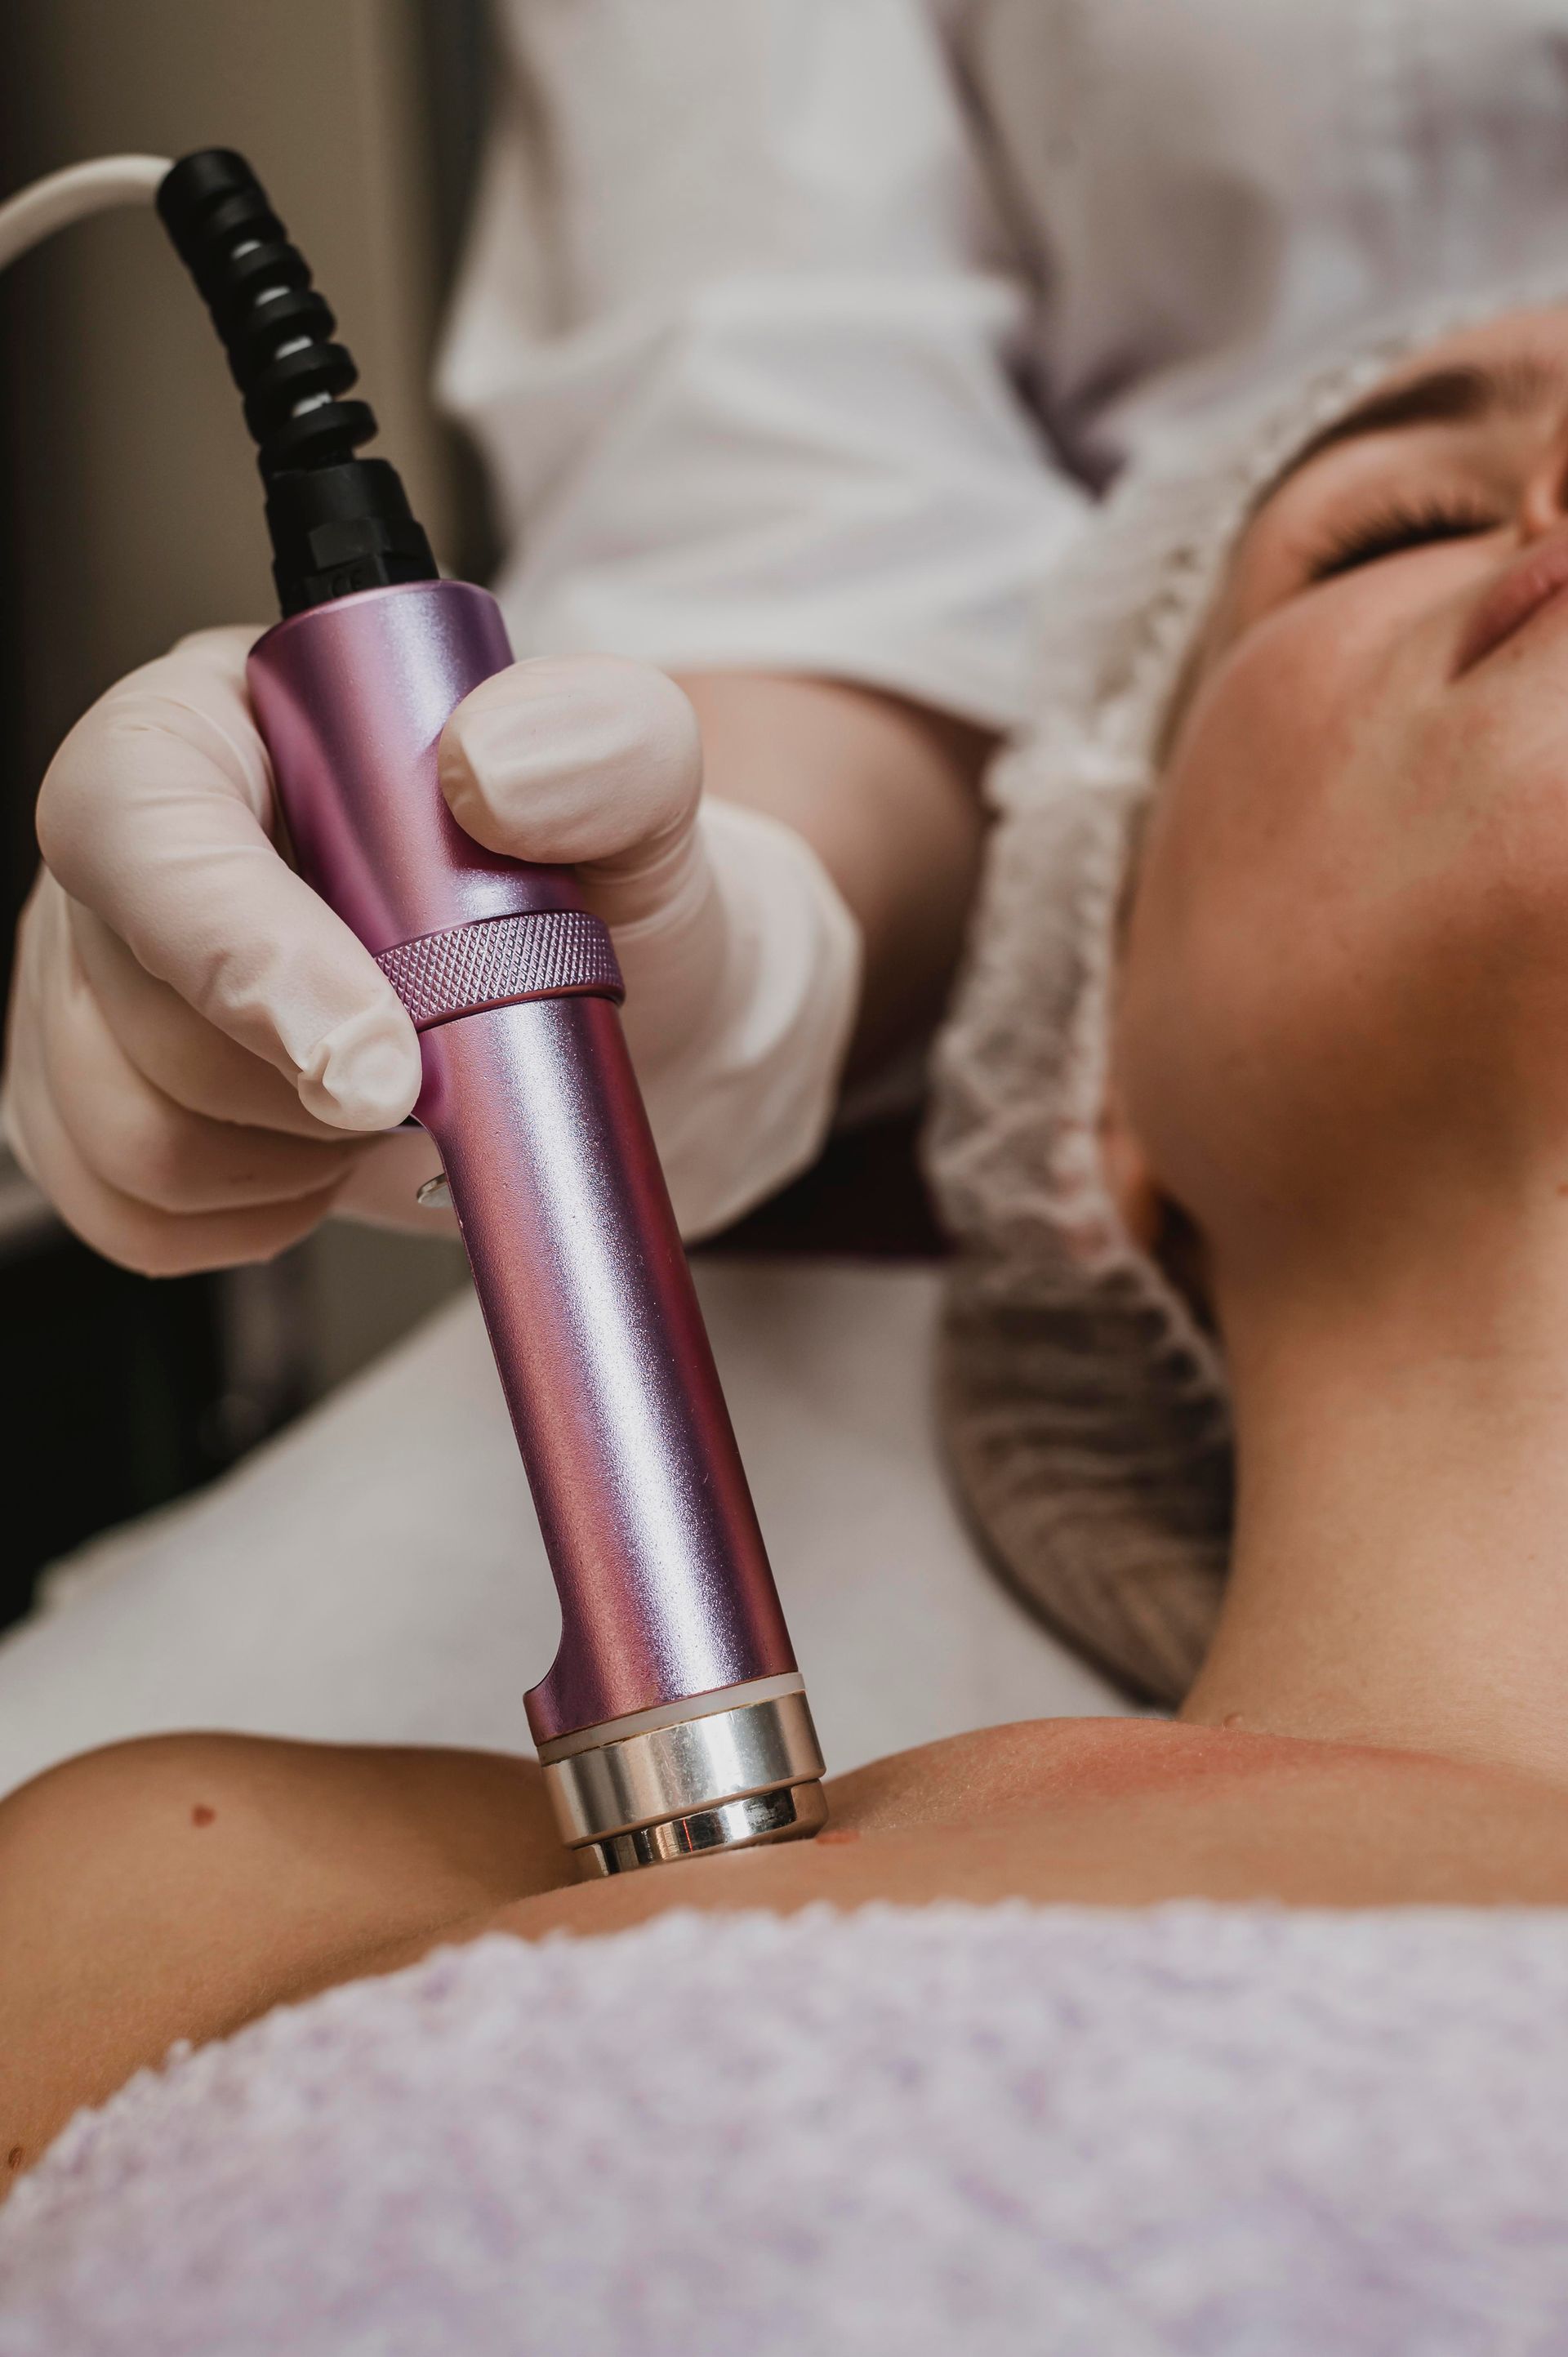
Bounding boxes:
156 149 438 616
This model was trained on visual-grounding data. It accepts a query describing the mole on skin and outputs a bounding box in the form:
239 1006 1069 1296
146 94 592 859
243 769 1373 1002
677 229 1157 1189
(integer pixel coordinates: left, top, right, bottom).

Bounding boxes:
191 1804 216 1828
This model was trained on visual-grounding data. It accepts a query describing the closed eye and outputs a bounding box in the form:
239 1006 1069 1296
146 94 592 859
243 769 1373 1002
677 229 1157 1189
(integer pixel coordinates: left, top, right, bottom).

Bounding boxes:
1308 498 1501 582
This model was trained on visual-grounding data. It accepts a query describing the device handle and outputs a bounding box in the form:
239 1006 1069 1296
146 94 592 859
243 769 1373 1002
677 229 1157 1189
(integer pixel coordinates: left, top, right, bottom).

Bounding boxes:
247 580 799 1744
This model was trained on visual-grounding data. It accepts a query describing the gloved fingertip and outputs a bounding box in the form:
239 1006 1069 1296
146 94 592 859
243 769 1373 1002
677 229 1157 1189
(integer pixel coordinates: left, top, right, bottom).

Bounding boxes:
434 737 490 838
297 1019 422 1132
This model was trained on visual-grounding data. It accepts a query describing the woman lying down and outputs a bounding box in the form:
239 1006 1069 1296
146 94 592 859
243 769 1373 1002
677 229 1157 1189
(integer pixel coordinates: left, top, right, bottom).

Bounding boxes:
10 292 1568 2286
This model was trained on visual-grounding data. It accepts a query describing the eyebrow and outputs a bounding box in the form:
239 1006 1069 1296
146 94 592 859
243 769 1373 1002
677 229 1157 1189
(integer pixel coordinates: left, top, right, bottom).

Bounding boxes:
1262 357 1564 500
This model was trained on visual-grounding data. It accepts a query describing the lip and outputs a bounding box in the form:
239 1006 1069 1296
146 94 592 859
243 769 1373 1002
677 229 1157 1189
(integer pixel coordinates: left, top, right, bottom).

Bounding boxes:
1454 524 1568 676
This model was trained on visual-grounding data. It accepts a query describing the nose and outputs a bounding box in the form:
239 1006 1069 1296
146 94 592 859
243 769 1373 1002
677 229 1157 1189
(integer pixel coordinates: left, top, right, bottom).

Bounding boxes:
1517 402 1568 539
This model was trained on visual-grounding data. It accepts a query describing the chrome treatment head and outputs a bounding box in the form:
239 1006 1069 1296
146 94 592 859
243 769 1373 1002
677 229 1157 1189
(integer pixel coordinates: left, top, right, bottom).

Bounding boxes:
537 1675 827 1878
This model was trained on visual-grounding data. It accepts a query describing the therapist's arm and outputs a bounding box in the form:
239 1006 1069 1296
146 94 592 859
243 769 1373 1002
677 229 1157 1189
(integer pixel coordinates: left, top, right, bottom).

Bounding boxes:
675 672 993 1079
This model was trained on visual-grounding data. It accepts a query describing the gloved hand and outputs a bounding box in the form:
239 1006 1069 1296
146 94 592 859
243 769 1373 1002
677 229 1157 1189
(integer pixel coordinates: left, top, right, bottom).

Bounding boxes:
2 627 861 1274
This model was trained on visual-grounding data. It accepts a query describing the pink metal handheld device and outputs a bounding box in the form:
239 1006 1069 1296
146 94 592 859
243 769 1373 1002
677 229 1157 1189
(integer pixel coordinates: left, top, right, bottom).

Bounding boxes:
158 149 826 1875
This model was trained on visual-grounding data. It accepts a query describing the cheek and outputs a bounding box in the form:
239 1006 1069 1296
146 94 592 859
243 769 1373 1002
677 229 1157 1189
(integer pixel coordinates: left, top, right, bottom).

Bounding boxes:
1112 586 1559 1241
1121 599 1411 1096
1146 585 1436 903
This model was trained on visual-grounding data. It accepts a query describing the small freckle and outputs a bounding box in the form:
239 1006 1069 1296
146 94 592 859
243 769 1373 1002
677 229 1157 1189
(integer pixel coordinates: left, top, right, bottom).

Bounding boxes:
7 2147 23 2171
817 1827 861 1846
191 1804 216 1828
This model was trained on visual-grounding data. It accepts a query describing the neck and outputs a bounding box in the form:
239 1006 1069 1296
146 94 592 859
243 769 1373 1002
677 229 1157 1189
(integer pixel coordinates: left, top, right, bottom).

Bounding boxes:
1183 1201 1568 1783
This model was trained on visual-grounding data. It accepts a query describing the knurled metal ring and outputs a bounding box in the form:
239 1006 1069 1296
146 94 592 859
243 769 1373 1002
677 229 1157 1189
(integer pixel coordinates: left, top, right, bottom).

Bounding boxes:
376 909 623 1031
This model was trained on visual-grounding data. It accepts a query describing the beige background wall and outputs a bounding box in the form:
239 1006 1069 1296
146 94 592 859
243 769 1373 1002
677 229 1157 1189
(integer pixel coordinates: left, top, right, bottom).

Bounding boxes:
4 0 467 761
2 0 485 1395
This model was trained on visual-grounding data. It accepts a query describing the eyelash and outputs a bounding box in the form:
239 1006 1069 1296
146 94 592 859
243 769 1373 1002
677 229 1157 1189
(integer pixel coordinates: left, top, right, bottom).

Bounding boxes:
1308 497 1500 581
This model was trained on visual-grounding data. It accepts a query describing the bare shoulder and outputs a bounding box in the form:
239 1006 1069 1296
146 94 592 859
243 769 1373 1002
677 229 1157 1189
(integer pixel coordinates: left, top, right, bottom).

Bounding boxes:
496 1716 1568 1942
0 1731 560 2190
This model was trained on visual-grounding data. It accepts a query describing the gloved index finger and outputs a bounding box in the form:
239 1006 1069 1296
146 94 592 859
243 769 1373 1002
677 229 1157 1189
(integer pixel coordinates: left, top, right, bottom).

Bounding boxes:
34 626 423 1133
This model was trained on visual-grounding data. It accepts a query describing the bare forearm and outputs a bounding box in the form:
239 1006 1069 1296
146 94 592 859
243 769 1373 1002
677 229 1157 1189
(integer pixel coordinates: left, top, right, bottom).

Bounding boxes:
673 672 994 1076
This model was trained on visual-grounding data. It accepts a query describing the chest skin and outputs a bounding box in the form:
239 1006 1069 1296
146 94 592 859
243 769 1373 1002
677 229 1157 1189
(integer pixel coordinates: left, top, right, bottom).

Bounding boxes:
7 1713 1568 2194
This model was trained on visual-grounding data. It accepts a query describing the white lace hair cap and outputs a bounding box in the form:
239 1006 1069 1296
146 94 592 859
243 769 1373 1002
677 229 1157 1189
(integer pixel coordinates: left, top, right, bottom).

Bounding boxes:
926 278 1568 1708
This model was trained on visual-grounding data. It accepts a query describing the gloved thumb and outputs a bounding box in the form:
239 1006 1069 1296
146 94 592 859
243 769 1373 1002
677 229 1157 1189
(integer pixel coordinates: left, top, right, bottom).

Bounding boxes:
439 655 705 929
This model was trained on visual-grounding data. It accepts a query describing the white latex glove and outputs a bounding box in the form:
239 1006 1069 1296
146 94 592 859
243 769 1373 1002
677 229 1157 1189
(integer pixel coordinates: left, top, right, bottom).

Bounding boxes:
438 657 861 1240
2 628 860 1272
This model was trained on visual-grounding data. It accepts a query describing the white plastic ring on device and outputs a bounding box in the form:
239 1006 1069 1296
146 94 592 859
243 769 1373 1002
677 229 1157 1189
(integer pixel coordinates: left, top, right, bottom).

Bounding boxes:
0 156 172 275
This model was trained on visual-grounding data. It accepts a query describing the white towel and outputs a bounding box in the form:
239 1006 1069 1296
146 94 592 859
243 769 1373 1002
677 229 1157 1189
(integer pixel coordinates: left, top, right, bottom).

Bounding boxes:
4 1900 1566 2354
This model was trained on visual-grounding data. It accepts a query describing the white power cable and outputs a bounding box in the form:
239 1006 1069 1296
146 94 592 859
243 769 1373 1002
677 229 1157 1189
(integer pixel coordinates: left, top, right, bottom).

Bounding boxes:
0 154 171 274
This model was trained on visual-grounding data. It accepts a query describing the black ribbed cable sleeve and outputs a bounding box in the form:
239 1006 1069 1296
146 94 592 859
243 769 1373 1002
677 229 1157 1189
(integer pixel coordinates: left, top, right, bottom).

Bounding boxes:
157 149 438 615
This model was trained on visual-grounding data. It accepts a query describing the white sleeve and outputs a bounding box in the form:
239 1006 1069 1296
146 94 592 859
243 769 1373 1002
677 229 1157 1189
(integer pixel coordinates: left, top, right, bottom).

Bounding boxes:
437 0 1089 731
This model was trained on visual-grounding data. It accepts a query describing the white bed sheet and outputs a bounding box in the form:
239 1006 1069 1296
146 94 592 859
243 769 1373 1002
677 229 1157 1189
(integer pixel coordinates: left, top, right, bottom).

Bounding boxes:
0 1257 1120 1798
